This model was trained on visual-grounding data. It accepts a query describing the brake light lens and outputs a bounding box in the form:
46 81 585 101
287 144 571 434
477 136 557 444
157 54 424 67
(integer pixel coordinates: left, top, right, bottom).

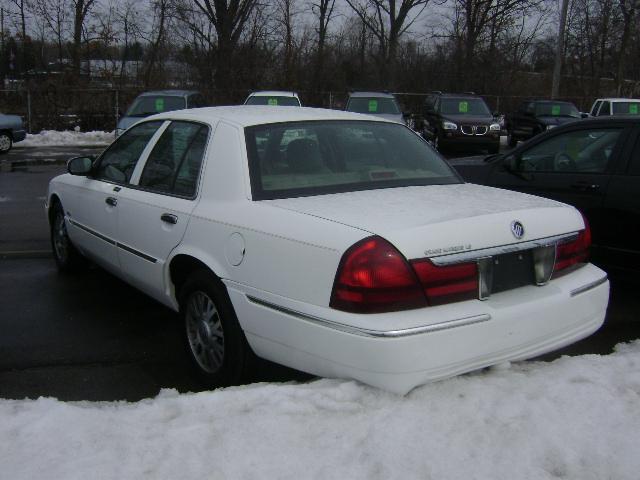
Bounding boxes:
411 259 479 306
553 226 591 274
330 236 427 313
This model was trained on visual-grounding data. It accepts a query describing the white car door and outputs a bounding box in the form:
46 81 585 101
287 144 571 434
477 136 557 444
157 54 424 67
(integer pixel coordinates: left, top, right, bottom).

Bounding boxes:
66 121 165 273
115 120 212 302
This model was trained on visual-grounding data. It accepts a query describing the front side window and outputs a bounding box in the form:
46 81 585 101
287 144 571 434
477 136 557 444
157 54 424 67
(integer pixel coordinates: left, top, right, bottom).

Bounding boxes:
597 101 611 116
590 101 602 116
245 121 459 200
439 98 490 116
139 121 209 197
518 128 622 173
95 121 163 183
346 97 401 115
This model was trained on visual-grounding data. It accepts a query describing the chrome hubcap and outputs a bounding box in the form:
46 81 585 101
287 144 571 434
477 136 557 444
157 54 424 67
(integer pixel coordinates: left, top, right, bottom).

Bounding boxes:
53 212 69 263
185 291 225 373
0 135 10 151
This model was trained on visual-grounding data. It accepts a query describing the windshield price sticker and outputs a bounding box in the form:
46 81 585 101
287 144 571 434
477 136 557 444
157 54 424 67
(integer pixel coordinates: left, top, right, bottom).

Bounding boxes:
630 104 639 114
155 98 165 112
368 100 378 112
268 98 278 106
459 101 469 113
552 105 561 115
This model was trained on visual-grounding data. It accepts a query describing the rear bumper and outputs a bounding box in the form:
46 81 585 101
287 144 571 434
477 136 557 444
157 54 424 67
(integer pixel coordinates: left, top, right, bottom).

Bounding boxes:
226 263 609 394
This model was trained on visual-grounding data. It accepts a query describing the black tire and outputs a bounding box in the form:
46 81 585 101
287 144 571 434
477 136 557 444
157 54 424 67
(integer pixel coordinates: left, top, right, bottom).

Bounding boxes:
50 201 86 272
507 129 517 148
180 270 255 388
0 132 12 154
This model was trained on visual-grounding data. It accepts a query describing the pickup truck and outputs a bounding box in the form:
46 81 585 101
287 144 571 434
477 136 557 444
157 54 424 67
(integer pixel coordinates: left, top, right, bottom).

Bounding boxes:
0 112 27 153
505 100 583 147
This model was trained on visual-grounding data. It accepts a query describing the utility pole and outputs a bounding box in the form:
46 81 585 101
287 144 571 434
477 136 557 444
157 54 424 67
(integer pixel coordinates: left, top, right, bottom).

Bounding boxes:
551 0 570 99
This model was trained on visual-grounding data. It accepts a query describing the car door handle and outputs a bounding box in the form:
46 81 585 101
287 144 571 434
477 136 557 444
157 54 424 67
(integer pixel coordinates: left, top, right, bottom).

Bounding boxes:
161 213 178 225
570 182 600 191
105 197 117 207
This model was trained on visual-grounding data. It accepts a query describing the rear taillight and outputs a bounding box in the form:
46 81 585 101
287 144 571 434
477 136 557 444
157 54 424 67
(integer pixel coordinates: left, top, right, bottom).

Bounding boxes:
553 228 590 274
330 236 427 313
411 259 479 306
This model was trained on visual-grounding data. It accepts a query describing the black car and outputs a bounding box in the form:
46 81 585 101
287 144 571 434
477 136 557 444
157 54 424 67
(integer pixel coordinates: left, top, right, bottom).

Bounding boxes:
421 92 501 154
448 117 640 277
505 100 583 147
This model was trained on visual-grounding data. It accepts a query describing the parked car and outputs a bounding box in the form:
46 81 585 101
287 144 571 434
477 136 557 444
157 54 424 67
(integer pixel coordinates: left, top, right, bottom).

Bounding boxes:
244 91 302 106
505 100 584 147
116 90 206 136
449 116 639 277
0 112 27 153
345 91 405 125
589 98 640 117
47 106 608 394
420 92 501 154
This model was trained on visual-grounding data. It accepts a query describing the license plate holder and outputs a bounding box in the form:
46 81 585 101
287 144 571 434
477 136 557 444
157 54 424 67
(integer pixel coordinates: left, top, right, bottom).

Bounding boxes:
491 250 535 294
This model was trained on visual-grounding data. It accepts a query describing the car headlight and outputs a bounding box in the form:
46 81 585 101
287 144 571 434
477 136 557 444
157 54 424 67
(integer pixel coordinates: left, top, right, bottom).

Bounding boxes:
442 121 457 131
546 125 556 130
489 123 501 131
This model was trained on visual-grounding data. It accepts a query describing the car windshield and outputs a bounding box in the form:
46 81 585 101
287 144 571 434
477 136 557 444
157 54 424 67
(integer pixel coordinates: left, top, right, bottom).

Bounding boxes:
439 98 490 116
346 97 401 115
612 101 640 115
245 96 301 106
245 120 460 200
534 102 580 117
126 96 186 117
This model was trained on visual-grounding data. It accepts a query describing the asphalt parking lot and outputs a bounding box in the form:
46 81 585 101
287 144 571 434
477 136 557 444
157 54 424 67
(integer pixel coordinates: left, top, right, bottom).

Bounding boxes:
0 146 638 402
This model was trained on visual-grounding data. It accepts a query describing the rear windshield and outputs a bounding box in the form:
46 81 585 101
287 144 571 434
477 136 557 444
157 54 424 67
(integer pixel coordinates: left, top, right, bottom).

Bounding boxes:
346 97 401 115
245 121 460 200
612 101 640 115
126 96 186 117
440 98 490 116
245 96 301 106
534 102 580 117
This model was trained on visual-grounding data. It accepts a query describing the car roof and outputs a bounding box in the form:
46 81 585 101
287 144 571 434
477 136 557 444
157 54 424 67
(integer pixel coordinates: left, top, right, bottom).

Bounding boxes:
348 91 395 99
431 93 482 100
530 99 576 104
147 106 396 128
593 98 640 102
138 90 200 97
247 90 299 98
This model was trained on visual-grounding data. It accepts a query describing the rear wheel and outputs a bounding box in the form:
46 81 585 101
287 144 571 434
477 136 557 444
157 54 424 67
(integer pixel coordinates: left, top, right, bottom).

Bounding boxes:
180 270 254 388
50 201 86 272
0 133 12 154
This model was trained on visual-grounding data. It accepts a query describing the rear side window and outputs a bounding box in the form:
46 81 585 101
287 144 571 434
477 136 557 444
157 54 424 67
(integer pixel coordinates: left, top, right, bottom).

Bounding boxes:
95 121 163 183
139 121 209 197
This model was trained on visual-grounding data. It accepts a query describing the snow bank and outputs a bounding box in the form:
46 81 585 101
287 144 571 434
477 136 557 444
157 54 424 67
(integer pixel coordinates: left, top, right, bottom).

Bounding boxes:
17 130 113 147
2 342 640 480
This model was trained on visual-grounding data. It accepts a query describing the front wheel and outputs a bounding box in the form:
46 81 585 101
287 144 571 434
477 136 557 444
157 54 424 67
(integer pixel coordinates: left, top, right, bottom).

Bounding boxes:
180 270 254 388
50 201 86 271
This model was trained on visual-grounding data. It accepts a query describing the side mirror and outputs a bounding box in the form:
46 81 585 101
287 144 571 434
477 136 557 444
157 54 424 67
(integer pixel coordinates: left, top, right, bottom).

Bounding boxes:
67 156 94 175
581 112 589 118
502 154 518 172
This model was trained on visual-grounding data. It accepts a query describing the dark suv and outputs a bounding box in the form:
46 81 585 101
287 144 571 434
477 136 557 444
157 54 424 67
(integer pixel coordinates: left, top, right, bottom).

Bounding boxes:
421 92 501 154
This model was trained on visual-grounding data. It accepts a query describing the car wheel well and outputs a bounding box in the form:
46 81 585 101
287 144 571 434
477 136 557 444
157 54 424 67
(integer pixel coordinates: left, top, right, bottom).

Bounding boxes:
170 255 220 301
48 195 61 225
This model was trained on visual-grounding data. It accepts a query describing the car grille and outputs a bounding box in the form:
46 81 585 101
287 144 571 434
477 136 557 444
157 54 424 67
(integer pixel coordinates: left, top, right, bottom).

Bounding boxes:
461 125 488 136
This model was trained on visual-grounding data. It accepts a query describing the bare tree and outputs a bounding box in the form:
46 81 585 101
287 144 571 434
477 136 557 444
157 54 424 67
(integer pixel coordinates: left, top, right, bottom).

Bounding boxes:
345 0 432 88
311 0 336 90
70 0 98 74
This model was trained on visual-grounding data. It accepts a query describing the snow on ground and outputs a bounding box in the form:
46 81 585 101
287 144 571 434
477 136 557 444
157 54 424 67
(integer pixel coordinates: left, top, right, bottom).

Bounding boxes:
17 130 113 147
2 342 640 480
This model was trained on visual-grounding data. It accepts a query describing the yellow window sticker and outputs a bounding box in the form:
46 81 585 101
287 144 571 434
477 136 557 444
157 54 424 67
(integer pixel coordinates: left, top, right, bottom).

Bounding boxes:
368 100 378 112
155 98 165 112
551 105 561 115
459 101 468 113
268 98 278 106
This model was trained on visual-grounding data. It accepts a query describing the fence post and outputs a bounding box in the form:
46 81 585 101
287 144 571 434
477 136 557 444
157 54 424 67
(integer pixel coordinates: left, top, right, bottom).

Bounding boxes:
26 90 32 133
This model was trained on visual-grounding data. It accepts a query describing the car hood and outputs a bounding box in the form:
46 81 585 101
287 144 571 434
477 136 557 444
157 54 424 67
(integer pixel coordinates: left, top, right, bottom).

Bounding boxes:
265 184 582 259
537 116 580 126
442 114 495 125
117 116 142 131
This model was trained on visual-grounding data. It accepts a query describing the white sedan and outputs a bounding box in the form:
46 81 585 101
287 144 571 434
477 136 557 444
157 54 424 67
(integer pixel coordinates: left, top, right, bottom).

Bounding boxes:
47 107 609 394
